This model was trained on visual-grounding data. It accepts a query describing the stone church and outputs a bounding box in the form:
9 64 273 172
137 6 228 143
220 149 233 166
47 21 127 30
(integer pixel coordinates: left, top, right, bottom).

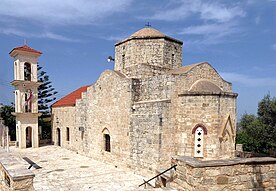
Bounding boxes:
51 27 238 175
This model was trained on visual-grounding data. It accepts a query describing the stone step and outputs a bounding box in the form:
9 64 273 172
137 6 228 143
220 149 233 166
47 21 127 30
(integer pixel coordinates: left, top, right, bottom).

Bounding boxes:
130 187 177 191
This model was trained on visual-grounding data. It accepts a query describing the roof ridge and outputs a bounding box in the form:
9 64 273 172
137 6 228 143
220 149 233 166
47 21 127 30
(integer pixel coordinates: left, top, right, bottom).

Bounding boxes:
9 45 42 55
168 62 208 75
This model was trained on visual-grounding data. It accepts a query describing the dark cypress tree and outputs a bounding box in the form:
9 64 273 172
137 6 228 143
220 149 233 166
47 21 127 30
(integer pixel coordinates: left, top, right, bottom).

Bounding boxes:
38 64 58 116
37 64 58 139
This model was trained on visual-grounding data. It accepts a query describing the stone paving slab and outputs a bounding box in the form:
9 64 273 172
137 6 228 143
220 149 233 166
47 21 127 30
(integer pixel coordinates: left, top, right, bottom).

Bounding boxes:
9 145 149 191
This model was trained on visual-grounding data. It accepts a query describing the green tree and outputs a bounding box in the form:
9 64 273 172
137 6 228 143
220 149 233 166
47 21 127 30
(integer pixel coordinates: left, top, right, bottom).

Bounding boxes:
37 64 58 139
237 94 276 154
0 104 16 141
258 94 276 150
38 64 58 116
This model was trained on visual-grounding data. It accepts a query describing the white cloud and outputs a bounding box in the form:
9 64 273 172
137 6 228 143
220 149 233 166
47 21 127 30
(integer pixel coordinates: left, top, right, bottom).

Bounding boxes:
272 43 276 51
150 0 245 23
148 0 245 46
255 16 261 25
42 32 81 42
103 35 128 41
0 27 79 42
0 0 132 26
221 72 276 87
180 22 238 36
180 22 241 45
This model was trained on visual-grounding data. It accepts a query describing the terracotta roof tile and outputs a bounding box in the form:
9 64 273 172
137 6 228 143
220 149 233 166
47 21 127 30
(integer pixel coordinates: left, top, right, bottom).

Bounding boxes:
9 45 42 55
52 85 90 107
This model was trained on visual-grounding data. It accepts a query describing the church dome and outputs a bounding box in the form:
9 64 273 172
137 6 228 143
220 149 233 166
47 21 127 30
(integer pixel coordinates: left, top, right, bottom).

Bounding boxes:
189 80 222 93
130 28 166 38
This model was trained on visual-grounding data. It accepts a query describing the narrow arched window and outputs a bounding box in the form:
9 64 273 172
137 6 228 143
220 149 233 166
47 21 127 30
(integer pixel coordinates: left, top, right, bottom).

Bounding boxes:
171 53 175 66
104 134 111 152
192 124 207 158
66 127 70 141
122 54 125 69
24 62 31 81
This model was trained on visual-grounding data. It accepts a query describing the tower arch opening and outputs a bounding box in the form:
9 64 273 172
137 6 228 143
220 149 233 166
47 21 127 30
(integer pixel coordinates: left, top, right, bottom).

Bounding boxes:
24 62 31 81
26 126 32 148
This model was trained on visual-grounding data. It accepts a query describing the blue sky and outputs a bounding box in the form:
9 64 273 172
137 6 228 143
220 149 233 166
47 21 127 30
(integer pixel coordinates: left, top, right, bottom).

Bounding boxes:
0 0 275 118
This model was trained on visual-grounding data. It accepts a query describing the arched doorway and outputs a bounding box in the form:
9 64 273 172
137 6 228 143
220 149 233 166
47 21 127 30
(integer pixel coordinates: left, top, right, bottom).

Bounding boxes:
26 126 32 148
57 128 61 146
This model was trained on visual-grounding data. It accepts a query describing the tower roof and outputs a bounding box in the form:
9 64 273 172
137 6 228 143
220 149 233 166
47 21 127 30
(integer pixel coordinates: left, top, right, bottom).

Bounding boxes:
9 45 42 56
131 28 166 38
115 27 183 46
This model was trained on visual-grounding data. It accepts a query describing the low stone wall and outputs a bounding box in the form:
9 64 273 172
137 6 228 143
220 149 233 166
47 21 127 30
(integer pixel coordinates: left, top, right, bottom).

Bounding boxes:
172 156 276 191
0 149 35 191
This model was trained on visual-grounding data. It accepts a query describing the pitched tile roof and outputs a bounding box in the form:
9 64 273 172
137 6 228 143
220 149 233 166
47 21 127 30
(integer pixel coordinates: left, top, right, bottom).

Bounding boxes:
52 85 90 107
131 28 166 38
115 27 183 46
9 45 42 55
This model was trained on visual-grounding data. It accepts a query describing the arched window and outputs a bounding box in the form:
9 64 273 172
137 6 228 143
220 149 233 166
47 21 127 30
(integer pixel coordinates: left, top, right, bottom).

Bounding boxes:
24 62 31 81
192 124 207 158
66 127 70 141
122 54 125 69
104 134 111 152
102 128 111 152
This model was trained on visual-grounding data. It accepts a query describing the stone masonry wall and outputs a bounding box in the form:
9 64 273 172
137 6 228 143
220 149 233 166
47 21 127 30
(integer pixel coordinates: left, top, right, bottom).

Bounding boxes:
168 62 237 160
74 70 133 168
172 94 237 160
172 156 276 191
52 106 75 149
130 100 172 175
132 74 176 102
119 64 170 79
115 38 182 78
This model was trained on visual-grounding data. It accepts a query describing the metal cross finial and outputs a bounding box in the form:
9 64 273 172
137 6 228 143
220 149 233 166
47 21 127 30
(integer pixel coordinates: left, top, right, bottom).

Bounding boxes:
145 22 151 27
24 38 27 45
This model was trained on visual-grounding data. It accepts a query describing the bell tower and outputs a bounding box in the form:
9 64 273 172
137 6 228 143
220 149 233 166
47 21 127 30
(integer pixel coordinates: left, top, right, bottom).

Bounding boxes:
10 45 42 148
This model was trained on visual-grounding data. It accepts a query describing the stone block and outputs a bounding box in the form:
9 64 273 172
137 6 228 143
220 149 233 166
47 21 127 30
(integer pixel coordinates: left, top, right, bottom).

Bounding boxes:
216 176 229 185
206 169 220 177
202 178 215 185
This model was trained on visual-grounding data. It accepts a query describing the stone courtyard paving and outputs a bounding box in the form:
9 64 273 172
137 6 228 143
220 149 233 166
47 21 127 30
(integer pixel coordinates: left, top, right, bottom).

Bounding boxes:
9 145 153 191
